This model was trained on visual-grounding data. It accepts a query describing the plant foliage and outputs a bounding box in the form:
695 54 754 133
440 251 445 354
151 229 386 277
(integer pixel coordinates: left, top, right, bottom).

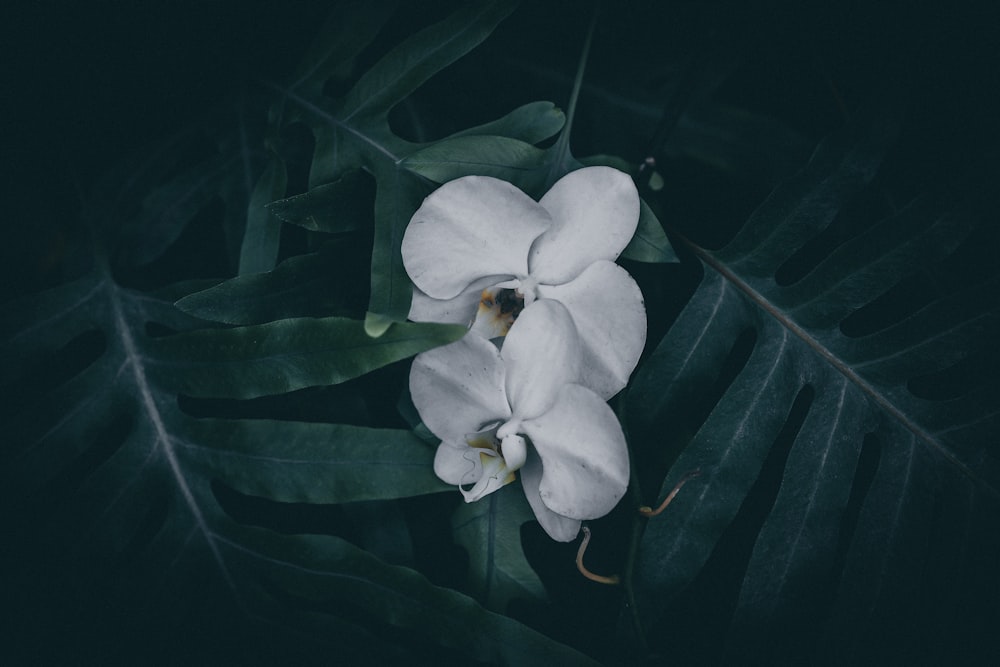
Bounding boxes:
623 105 1000 664
4 1 998 664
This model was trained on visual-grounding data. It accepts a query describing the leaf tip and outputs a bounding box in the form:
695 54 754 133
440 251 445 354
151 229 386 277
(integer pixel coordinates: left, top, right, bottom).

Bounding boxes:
364 311 395 338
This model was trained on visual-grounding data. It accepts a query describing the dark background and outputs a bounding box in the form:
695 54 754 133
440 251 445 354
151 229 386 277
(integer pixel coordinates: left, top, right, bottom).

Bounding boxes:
5 1 998 291
3 1 998 664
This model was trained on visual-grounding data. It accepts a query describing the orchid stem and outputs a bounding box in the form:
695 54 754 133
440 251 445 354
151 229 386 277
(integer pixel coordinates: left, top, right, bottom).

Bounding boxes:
576 526 620 585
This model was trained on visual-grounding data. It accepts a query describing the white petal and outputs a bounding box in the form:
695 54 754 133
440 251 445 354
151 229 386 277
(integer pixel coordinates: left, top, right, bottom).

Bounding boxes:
401 176 551 299
521 384 630 521
537 260 646 399
433 440 484 486
501 299 581 421
409 335 511 443
528 167 640 285
519 449 581 542
408 284 481 326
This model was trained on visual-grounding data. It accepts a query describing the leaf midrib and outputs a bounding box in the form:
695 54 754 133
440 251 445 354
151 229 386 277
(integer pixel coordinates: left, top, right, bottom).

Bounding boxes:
680 233 997 496
106 278 237 589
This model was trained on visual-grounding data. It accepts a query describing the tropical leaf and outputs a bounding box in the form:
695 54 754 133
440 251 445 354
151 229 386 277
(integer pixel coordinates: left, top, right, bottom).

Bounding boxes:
175 240 370 325
106 100 278 276
0 242 603 663
1 3 633 661
397 10 676 267
266 170 375 235
451 482 547 612
158 316 466 400
273 0 524 328
621 107 1000 663
237 152 287 275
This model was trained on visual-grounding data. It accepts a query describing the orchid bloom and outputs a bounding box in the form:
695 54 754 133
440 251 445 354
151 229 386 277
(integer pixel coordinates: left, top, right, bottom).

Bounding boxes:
409 299 630 542
402 166 646 399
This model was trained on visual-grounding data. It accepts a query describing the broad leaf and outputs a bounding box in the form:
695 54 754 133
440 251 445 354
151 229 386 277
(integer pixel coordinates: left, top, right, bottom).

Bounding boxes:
266 170 374 235
452 482 547 612
1 246 589 662
237 153 287 275
279 0 522 325
623 109 1000 663
399 35 677 266
175 241 370 325
157 316 466 400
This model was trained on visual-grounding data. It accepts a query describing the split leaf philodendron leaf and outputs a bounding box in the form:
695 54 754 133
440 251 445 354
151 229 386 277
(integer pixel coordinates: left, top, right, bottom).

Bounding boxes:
451 481 547 612
154 316 465 400
267 102 566 236
282 1 399 100
400 135 550 184
180 419 451 503
274 0 526 327
104 129 239 271
1 248 589 664
238 153 288 275
623 106 1000 664
266 170 374 235
3 5 618 660
623 199 677 263
452 101 567 144
175 241 370 325
216 526 603 666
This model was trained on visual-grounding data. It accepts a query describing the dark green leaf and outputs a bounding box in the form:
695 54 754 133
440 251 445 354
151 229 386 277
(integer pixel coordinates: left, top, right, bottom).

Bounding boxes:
284 0 398 98
338 0 519 121
366 164 425 334
266 170 373 234
2 234 575 665
402 135 550 186
621 198 677 263
220 527 603 666
291 0 519 325
625 109 1000 662
452 483 547 611
183 419 449 502
175 242 369 325
126 158 224 267
238 154 288 275
154 317 466 399
453 101 566 144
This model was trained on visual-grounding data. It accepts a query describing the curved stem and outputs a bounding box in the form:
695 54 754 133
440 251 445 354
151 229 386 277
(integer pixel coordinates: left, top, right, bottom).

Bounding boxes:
576 526 620 585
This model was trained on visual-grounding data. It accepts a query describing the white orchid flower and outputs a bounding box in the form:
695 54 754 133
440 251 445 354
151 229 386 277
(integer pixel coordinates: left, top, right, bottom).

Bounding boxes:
402 166 647 399
409 299 630 542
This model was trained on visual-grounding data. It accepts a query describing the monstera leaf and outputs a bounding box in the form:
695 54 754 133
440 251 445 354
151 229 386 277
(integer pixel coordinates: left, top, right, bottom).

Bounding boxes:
1 2 614 663
269 0 535 333
621 107 1000 664
4 242 562 639
9 2 996 664
451 482 547 612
